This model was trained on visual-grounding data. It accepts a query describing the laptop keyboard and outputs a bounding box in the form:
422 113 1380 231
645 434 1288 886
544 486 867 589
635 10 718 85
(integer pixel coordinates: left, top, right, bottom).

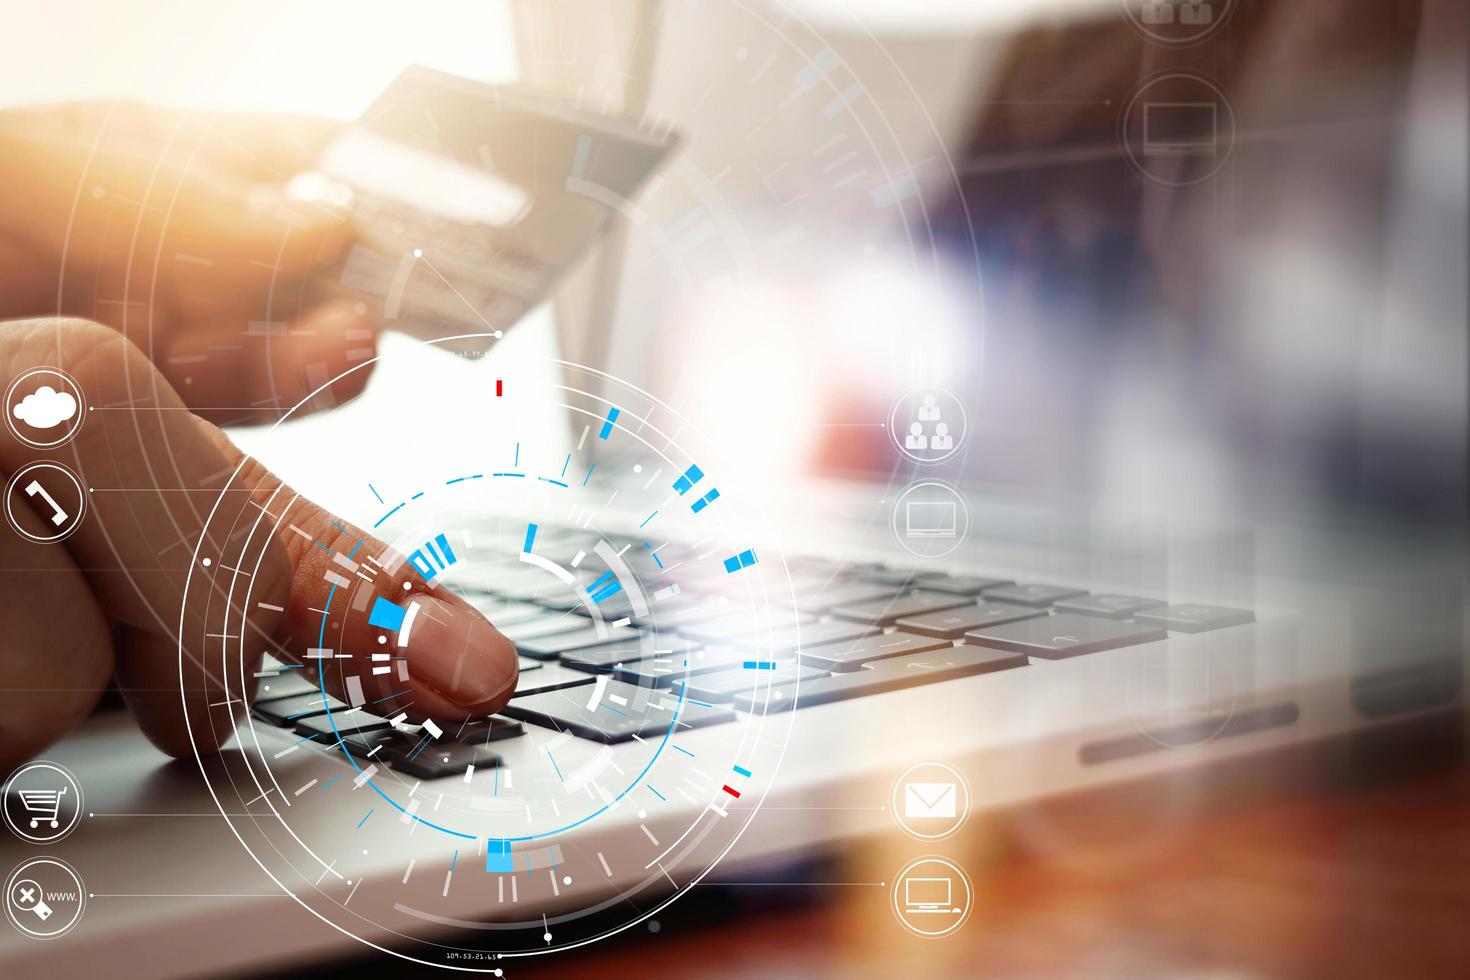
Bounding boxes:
249 524 1256 779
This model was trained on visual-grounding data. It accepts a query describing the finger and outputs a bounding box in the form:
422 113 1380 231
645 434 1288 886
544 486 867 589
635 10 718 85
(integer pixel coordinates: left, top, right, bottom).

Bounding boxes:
0 317 516 759
0 471 113 771
157 300 380 425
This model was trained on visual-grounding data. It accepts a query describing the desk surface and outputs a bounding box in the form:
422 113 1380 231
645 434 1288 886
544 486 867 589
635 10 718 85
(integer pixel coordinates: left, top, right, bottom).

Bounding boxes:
506 731 1469 979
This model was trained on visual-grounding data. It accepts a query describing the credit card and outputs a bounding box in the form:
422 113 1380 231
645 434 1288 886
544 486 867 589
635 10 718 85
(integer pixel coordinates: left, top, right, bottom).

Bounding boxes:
289 65 677 353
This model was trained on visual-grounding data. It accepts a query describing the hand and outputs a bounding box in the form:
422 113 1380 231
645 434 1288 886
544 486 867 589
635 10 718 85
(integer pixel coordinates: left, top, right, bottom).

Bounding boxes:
0 100 379 423
0 104 518 770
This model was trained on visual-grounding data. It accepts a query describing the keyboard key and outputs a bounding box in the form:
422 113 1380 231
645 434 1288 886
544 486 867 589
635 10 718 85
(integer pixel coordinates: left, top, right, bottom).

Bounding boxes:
980 583 1088 607
830 590 973 626
387 738 503 780
559 636 700 674
895 601 1044 638
636 598 742 628
512 663 595 698
294 708 391 740
252 692 338 726
911 574 1014 596
611 647 749 688
739 618 879 654
1054 594 1165 619
770 580 898 614
502 681 735 743
799 631 952 671
517 656 545 672
253 669 319 700
856 568 947 588
676 663 829 703
676 610 810 645
455 717 526 744
1133 604 1255 633
965 613 1164 659
514 625 656 660
733 645 1027 713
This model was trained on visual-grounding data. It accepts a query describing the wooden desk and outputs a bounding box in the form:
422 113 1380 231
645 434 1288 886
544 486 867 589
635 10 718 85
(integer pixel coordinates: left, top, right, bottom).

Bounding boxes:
515 717 1468 979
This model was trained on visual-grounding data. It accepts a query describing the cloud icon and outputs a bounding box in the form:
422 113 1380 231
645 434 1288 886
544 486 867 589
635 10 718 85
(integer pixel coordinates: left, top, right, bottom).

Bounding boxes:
13 385 78 430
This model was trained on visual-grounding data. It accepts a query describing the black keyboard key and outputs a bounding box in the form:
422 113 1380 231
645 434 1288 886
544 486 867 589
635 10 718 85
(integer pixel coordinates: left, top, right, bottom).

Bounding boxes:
770 580 898 614
733 645 1027 713
980 583 1088 607
512 663 595 697
389 739 503 779
1133 604 1255 633
611 647 749 688
455 717 525 743
253 669 318 700
252 692 338 726
636 598 741 628
739 618 879 654
502 680 735 743
559 636 700 674
676 610 810 645
676 663 829 703
830 590 972 626
514 625 659 660
912 574 1013 596
799 631 952 671
1054 594 1165 619
965 613 1164 659
857 568 947 588
294 708 391 740
895 601 1044 638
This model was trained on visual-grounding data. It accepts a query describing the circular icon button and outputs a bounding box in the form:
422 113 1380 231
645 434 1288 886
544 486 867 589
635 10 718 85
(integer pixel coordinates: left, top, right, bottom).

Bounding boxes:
5 368 85 449
1121 0 1235 47
5 462 87 544
890 761 971 841
891 855 973 939
891 480 969 559
888 386 966 465
5 858 86 940
3 762 84 844
1120 71 1236 187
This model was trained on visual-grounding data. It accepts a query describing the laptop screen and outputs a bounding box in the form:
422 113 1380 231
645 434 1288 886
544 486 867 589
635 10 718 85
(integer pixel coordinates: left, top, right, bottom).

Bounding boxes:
588 0 1465 531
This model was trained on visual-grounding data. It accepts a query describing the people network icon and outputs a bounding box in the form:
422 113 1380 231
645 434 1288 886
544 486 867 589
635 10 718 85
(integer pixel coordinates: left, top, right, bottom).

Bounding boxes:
903 394 955 454
1140 0 1214 26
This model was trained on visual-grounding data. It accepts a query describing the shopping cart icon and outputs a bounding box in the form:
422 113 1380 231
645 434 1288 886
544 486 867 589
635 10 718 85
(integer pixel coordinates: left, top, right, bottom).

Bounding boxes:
18 786 66 829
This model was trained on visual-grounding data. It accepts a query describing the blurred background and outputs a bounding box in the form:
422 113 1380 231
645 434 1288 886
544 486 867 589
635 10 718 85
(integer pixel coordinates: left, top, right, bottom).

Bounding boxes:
1 0 1465 975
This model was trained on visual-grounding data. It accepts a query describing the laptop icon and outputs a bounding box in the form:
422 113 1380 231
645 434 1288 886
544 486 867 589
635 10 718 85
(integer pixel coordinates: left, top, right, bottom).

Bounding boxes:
905 500 957 538
903 877 958 914
1142 101 1218 155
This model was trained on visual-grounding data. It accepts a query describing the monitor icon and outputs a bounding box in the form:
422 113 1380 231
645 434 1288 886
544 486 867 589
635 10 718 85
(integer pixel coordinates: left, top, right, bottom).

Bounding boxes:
904 877 957 913
1142 101 1218 156
905 500 957 538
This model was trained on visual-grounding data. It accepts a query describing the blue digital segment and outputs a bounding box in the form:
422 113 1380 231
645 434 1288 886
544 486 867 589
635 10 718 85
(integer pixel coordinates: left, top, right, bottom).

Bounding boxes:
723 549 758 573
523 522 538 554
691 487 721 513
587 571 624 604
598 407 620 440
486 839 513 873
672 464 704 496
368 597 407 632
409 533 458 580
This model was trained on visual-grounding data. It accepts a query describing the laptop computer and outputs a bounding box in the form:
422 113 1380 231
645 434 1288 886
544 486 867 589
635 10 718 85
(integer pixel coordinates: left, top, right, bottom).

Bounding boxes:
2 0 1463 975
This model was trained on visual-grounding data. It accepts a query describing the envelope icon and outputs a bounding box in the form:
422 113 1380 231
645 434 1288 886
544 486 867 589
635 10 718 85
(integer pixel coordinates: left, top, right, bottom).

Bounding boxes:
904 782 956 819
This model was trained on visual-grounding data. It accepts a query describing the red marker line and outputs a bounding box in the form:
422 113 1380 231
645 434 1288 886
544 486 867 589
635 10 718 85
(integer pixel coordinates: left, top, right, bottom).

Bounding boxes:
721 785 741 799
